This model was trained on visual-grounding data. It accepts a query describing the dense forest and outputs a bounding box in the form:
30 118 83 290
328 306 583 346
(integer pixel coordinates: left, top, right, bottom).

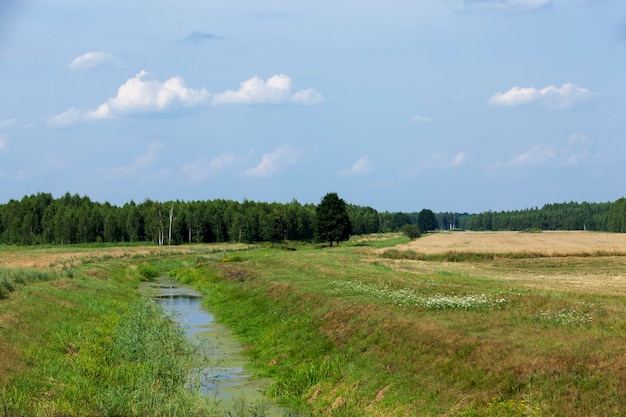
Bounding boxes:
1 193 626 246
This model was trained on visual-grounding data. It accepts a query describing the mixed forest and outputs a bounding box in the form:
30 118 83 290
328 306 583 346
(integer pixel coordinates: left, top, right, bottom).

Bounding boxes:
2 192 626 246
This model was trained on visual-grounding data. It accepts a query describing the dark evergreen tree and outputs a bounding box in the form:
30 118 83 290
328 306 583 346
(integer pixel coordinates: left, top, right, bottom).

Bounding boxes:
401 224 421 240
315 192 352 247
417 208 438 233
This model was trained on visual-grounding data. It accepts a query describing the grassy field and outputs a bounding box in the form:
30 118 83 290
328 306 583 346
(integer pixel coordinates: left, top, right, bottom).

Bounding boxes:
2 232 626 416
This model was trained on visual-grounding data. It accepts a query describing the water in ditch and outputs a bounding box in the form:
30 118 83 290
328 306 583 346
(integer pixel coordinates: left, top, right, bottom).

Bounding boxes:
141 277 286 416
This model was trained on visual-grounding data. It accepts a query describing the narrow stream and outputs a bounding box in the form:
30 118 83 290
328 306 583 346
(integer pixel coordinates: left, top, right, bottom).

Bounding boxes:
141 277 286 416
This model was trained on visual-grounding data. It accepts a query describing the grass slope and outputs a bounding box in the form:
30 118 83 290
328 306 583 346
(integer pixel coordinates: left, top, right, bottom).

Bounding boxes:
166 234 626 416
2 233 626 416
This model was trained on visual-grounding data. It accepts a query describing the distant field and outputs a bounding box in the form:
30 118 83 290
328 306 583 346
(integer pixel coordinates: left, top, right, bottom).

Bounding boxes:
0 244 244 270
394 230 626 255
379 231 626 294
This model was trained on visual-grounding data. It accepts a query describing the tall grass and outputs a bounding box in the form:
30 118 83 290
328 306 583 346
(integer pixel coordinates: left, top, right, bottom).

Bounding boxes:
0 264 216 416
4 239 626 416
161 242 626 416
0 268 59 299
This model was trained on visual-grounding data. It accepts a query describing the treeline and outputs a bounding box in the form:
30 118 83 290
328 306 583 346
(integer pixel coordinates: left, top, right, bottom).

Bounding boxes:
465 201 618 232
0 192 417 246
4 193 626 246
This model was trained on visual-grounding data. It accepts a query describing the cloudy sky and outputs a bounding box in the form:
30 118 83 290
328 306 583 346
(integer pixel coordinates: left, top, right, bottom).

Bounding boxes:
0 0 624 213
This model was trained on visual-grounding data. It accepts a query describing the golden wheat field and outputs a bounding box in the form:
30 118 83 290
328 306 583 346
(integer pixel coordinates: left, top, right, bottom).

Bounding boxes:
379 231 626 295
396 230 626 255
0 244 247 270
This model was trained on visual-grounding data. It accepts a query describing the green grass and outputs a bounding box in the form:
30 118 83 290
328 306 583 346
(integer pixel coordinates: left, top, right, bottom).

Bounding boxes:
161 242 626 416
0 263 216 416
3 239 626 416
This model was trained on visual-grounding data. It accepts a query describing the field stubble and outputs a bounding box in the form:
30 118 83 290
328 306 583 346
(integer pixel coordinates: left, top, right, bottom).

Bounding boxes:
381 231 626 294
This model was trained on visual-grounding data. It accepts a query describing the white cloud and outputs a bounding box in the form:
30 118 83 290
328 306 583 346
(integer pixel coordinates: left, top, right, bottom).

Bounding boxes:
70 51 114 70
563 133 595 166
493 136 598 171
450 152 466 167
411 114 434 123
410 151 466 174
49 71 210 126
460 0 551 11
48 108 84 127
180 153 236 183
509 145 555 166
338 156 374 177
49 72 321 127
244 145 302 178
212 74 324 106
91 71 210 118
106 140 165 179
489 83 591 109
568 133 589 146
0 118 16 128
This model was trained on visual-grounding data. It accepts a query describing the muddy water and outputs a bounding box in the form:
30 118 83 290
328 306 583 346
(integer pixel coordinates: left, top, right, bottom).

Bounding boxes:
141 277 285 416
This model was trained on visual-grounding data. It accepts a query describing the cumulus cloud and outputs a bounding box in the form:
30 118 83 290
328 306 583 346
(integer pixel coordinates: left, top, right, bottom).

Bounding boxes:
180 153 236 183
411 114 433 123
244 145 302 178
489 83 591 109
48 108 84 127
495 136 597 170
91 71 209 118
0 118 16 128
183 31 224 44
411 151 466 174
49 72 322 127
338 156 374 177
70 51 114 70
49 71 210 126
509 145 555 167
105 140 165 179
212 74 324 106
563 133 595 167
459 0 551 11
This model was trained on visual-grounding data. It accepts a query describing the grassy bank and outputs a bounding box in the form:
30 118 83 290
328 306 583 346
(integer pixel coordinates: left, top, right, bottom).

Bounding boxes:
3 233 626 416
164 235 626 416
0 257 217 416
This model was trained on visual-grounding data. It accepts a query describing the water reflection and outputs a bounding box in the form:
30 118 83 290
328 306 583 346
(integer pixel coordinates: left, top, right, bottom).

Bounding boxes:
141 278 285 416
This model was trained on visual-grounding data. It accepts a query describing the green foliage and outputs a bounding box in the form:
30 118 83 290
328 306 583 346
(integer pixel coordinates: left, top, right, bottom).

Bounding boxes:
0 268 59 298
137 263 159 281
0 267 213 416
221 254 244 263
400 224 421 240
267 356 344 399
315 192 352 247
417 208 438 232
468 200 612 231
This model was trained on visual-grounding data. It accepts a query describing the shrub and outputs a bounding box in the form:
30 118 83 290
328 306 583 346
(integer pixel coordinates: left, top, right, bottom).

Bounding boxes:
401 224 421 240
137 263 159 281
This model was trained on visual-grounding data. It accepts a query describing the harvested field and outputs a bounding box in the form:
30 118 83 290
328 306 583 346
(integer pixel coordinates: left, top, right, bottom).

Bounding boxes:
394 230 626 255
0 244 244 270
377 231 626 294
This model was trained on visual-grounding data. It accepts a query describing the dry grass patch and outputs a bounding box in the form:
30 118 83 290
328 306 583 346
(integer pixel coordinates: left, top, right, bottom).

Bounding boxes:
372 231 626 294
0 243 247 270
392 231 626 255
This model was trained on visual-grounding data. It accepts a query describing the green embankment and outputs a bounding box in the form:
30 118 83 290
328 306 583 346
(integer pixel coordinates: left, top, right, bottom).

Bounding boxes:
167 239 626 416
2 236 626 416
0 259 215 416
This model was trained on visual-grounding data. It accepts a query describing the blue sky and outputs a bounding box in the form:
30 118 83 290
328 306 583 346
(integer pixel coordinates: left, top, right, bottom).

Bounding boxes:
0 0 625 213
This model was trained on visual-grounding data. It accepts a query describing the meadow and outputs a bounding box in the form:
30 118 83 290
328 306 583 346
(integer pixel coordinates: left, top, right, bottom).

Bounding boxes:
1 231 626 416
